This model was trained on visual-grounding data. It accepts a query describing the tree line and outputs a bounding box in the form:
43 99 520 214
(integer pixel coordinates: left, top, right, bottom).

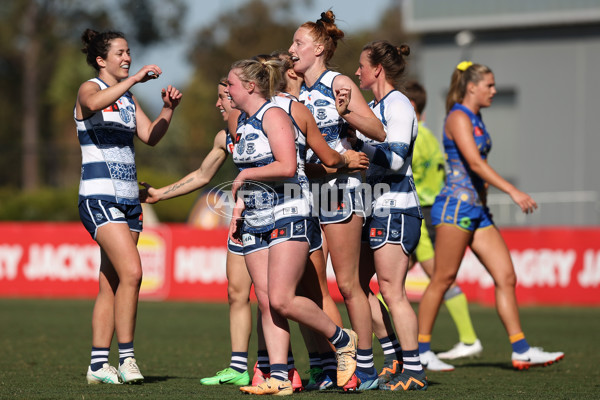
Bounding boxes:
0 0 409 221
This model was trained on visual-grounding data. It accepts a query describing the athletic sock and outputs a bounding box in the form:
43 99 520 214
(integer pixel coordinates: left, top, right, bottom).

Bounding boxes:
320 351 337 379
230 351 248 373
401 349 424 374
287 350 295 370
356 348 376 375
270 364 288 381
418 334 431 354
118 341 134 366
328 326 349 349
257 350 270 375
379 334 401 365
509 332 531 354
308 352 322 370
444 286 478 344
90 346 109 372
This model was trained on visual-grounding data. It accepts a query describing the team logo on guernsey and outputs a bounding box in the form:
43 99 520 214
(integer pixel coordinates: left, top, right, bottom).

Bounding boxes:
246 143 256 154
270 227 288 239
370 228 384 237
316 109 327 120
474 126 484 136
237 138 245 155
120 107 131 123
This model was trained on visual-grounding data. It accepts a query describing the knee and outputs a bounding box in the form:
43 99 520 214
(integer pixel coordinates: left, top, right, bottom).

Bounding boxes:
496 270 517 289
336 279 357 300
119 267 143 288
431 268 457 289
268 290 293 318
379 284 405 304
227 283 251 306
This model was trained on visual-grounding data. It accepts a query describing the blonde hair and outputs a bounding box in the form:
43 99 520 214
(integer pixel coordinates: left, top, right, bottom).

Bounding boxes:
445 63 492 113
230 58 284 99
299 10 344 66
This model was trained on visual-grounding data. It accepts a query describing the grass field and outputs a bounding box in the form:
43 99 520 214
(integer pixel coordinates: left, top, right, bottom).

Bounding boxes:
0 299 598 399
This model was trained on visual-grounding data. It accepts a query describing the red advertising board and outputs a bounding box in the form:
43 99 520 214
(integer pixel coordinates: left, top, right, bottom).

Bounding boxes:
0 222 599 305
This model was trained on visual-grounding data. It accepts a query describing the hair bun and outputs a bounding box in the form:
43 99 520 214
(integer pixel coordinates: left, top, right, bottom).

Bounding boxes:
320 12 333 24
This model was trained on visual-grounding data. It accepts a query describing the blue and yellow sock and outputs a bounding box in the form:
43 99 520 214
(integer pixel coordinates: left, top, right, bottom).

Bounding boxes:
510 332 530 354
418 334 431 354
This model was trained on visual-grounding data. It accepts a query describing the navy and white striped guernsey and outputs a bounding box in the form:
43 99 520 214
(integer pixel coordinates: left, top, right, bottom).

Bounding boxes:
74 78 139 205
357 90 422 218
232 100 310 233
299 70 361 189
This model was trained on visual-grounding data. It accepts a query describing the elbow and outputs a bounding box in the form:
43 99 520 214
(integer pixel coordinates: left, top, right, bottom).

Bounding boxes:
281 163 297 178
375 128 386 142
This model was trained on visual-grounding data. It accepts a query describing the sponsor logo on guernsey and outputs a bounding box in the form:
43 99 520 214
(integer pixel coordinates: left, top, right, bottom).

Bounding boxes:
109 207 125 220
383 199 397 207
270 227 288 239
283 207 298 215
245 133 259 141
103 103 119 112
314 99 330 106
370 228 385 237
474 126 484 136
242 233 256 246
459 217 472 229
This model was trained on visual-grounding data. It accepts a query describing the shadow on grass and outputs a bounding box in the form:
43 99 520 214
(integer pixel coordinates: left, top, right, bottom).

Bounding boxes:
455 361 514 370
142 375 174 383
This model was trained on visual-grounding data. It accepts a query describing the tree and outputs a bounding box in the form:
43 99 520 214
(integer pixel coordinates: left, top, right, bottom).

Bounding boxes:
0 0 186 191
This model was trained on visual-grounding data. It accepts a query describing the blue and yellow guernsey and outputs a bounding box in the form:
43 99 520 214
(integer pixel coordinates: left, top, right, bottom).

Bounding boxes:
438 103 492 206
356 90 421 217
232 100 310 234
74 78 139 205
299 70 361 189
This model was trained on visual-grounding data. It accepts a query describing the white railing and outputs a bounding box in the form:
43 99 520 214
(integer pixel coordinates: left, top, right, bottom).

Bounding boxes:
486 190 599 226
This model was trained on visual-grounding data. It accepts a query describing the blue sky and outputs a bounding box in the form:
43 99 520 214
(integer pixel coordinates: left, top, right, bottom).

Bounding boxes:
135 0 396 111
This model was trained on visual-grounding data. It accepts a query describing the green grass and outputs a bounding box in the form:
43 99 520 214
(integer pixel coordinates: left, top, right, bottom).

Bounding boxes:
0 299 598 399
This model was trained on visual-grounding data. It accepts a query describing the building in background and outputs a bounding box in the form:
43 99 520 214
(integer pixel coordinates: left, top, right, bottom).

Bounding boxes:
402 0 600 226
